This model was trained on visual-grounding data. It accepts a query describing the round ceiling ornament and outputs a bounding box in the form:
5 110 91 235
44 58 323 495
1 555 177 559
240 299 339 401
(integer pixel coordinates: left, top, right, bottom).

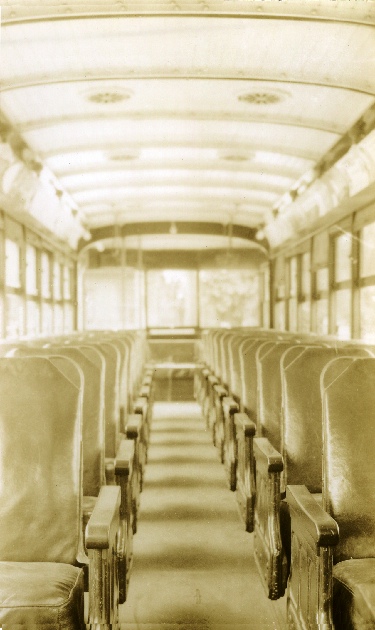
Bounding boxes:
84 86 132 105
88 91 130 104
222 154 250 162
106 152 139 162
238 88 290 105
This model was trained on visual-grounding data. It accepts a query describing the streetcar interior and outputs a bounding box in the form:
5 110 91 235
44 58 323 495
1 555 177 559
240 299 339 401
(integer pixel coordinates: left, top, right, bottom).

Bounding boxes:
0 2 375 629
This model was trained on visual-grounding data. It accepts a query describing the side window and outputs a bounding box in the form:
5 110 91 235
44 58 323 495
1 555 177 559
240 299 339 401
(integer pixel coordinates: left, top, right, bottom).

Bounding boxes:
359 221 375 342
331 231 352 339
298 252 311 333
287 256 298 331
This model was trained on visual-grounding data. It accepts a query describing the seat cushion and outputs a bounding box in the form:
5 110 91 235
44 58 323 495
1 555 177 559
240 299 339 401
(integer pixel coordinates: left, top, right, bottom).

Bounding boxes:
333 558 375 629
0 562 84 629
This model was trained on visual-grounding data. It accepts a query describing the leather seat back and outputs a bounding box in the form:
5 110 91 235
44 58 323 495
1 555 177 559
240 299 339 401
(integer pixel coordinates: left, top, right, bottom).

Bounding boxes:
222 332 235 395
281 346 368 493
212 330 224 376
215 330 227 383
68 337 121 458
321 357 375 563
84 341 121 459
9 345 105 499
256 341 297 449
52 346 106 497
238 337 261 420
0 357 82 564
228 333 248 400
219 331 234 389
120 335 134 409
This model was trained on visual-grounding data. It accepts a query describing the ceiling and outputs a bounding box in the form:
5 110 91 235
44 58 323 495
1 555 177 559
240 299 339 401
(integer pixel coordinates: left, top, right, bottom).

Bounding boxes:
1 1 375 252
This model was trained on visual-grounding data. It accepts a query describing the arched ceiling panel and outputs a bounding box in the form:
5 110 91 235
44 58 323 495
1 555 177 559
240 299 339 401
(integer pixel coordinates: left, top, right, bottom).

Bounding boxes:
2 17 374 93
18 119 339 157
1 3 374 248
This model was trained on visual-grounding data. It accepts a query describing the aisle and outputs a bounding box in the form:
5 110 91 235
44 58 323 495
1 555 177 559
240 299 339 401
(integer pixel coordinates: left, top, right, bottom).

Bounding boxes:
120 402 287 630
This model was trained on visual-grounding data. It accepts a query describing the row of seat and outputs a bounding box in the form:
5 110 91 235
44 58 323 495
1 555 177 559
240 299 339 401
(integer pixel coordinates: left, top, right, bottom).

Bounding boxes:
0 329 154 629
195 328 375 630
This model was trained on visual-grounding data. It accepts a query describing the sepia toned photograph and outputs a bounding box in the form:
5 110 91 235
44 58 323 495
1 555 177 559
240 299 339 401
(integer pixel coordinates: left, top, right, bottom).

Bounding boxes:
0 1 375 628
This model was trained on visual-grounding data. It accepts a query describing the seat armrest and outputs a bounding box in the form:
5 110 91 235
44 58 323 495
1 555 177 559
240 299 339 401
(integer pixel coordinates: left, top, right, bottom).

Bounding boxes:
223 396 239 413
286 485 339 548
140 384 151 398
286 485 339 628
235 412 256 532
134 396 147 415
253 437 285 598
86 486 121 549
202 367 210 378
126 413 142 439
115 439 135 477
254 437 283 473
235 412 256 436
214 384 228 398
105 458 115 485
86 486 122 622
208 374 219 385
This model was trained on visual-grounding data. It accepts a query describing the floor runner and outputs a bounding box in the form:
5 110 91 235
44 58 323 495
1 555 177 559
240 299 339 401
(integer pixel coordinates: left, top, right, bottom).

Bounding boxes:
120 401 287 630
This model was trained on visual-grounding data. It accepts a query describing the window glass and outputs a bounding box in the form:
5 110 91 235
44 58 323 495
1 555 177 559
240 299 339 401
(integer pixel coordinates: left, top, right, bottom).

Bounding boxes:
262 302 270 329
360 285 375 342
41 302 53 335
54 303 64 334
26 245 38 296
5 239 21 288
53 261 62 300
315 299 329 335
26 300 40 336
289 257 298 297
199 269 259 328
288 297 298 331
123 268 146 329
316 268 329 292
148 269 198 328
41 252 51 298
334 288 351 339
64 303 74 333
360 222 375 278
0 300 4 338
260 267 270 302
63 265 72 300
301 252 311 296
312 231 329 268
84 267 144 330
298 301 310 333
260 267 270 327
6 293 24 337
274 301 286 331
334 233 352 283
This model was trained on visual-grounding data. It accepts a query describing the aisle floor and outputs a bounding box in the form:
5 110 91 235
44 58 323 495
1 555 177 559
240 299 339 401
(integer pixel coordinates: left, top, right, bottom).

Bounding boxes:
120 401 287 630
